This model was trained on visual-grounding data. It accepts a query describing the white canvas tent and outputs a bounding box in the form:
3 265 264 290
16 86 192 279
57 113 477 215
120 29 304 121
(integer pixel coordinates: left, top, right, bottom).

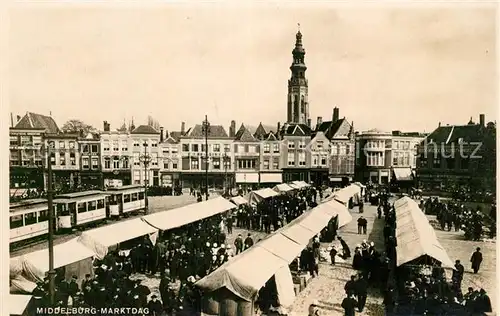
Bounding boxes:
291 181 310 189
142 197 236 231
333 184 361 204
273 183 295 193
229 196 248 206
9 295 33 316
394 197 455 269
77 218 158 260
247 188 279 204
10 238 95 292
324 199 353 227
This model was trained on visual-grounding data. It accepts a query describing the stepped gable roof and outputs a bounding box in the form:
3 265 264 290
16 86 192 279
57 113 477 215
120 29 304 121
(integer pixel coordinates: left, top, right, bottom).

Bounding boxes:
234 124 258 142
14 112 60 133
131 125 160 135
187 124 229 138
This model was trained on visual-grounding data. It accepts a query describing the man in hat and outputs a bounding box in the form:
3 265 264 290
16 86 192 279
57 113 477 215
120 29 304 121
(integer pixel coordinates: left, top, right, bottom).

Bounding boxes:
244 233 254 250
355 275 368 312
329 246 338 265
67 275 80 299
132 279 151 307
234 234 244 254
81 274 92 293
148 294 164 316
341 293 358 316
470 247 483 274
308 299 321 316
344 275 357 296
337 236 351 259
452 259 465 287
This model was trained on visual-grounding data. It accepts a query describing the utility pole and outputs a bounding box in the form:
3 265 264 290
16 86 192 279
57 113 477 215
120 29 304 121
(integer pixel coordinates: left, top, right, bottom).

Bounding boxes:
140 142 151 214
44 141 56 304
257 159 261 188
202 115 210 201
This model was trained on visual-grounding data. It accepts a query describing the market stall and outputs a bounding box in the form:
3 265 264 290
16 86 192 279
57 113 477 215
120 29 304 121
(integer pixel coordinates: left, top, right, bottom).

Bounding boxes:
247 188 279 205
9 295 33 316
141 197 236 231
291 181 310 189
333 184 361 208
77 218 158 260
273 183 295 194
10 238 95 293
229 195 249 206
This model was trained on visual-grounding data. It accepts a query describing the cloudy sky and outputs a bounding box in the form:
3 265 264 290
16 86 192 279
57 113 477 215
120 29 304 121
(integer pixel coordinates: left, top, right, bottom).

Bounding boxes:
8 4 498 133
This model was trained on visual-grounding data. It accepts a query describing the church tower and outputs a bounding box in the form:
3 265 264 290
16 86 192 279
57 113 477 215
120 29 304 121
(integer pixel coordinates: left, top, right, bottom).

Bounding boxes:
287 25 309 125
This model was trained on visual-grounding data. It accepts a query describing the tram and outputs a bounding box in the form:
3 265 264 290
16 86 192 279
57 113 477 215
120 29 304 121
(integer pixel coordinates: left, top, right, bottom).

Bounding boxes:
106 185 146 216
10 199 52 243
54 191 110 229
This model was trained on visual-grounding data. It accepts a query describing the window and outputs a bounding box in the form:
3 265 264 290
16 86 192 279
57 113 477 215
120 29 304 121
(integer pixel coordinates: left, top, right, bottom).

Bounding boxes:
59 152 66 165
172 160 178 169
213 158 221 169
244 145 249 153
367 152 383 167
404 141 410 150
113 141 119 151
339 145 346 155
346 145 350 155
70 153 76 165
133 153 140 166
224 144 230 153
97 199 104 209
77 202 87 213
92 144 98 153
164 161 170 169
33 136 42 146
191 159 199 170
104 157 111 169
82 144 89 153
59 141 65 149
113 157 120 169
213 144 220 152
263 143 270 153
192 144 199 152
237 159 256 169
313 155 318 166
288 141 295 149
88 201 97 211
298 152 306 166
83 157 90 169
287 152 295 166
263 160 270 169
201 144 207 152
24 212 37 225
131 193 138 202
124 194 131 203
238 145 245 153
321 157 327 166
331 144 338 155
134 141 140 148
248 145 257 153
171 146 178 154
151 140 158 147
50 153 56 165
10 135 18 146
273 158 279 169
10 215 23 229
317 141 323 150
182 144 189 152
151 153 158 166
121 141 127 151
103 141 110 151
404 152 410 166
273 143 280 153
48 141 55 149
92 157 99 169
122 158 129 169
393 152 399 166
20 136 32 146
299 141 306 149
223 158 231 169
38 210 48 222
133 170 141 184
69 141 75 149
433 156 441 168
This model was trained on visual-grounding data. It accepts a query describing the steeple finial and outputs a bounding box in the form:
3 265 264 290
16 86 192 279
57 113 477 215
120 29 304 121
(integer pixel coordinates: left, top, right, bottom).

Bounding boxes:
297 23 300 32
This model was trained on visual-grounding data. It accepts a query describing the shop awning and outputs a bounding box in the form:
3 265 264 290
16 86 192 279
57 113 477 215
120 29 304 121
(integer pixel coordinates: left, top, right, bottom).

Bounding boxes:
329 177 343 182
9 295 32 316
394 197 454 269
393 168 414 181
230 195 248 206
247 188 279 204
78 218 158 259
353 182 366 188
142 197 236 231
235 173 259 183
11 238 95 281
273 183 295 193
291 181 310 189
260 173 283 183
333 184 361 204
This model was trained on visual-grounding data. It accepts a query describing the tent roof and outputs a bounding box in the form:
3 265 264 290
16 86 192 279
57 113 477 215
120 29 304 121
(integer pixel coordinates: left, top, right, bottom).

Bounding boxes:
291 181 310 189
9 294 32 316
273 183 295 193
142 197 235 230
393 168 414 181
353 182 366 188
230 196 248 206
333 184 361 204
15 238 94 273
79 218 157 247
394 197 455 269
249 188 279 200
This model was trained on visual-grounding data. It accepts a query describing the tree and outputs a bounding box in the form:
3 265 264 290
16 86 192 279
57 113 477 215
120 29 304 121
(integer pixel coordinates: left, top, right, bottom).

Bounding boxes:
61 119 96 134
147 115 161 130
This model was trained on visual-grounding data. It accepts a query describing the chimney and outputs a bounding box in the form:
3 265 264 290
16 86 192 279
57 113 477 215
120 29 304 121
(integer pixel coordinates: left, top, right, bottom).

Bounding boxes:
16 115 21 123
165 130 169 139
333 107 339 122
103 121 110 132
230 120 236 137
160 127 164 142
317 116 322 127
438 122 441 127
277 122 281 134
181 122 185 135
307 118 312 128
10 113 13 127
479 114 485 127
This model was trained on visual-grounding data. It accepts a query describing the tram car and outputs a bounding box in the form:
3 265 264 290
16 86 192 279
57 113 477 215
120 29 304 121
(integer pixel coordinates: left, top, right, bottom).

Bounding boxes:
105 185 146 217
10 199 52 244
54 190 110 229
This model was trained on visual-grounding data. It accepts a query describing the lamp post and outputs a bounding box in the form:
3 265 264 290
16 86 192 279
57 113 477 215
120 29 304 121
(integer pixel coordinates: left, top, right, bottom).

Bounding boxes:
202 116 210 201
139 142 152 213
223 153 230 196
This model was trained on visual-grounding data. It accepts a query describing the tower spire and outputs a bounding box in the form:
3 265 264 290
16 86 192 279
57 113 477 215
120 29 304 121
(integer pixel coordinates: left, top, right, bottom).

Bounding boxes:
287 25 309 125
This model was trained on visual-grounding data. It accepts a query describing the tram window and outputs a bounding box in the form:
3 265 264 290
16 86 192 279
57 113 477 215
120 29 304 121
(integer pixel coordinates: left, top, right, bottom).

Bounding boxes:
57 203 70 216
39 210 49 222
131 193 138 201
68 203 76 214
124 194 131 203
78 202 87 213
24 212 37 225
97 199 104 209
139 192 145 200
10 214 24 229
88 201 97 211
109 195 117 205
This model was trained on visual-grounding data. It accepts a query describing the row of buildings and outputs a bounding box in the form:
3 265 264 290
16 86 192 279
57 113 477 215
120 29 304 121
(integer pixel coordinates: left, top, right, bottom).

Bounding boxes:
9 28 496 195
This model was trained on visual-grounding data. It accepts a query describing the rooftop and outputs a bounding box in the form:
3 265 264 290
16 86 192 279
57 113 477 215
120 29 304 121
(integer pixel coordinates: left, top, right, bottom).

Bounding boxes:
14 112 60 134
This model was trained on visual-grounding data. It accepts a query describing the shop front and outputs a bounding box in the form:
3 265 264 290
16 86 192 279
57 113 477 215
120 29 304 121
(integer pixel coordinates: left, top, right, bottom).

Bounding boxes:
160 172 181 188
10 167 44 190
102 170 131 187
79 171 103 190
310 168 329 187
180 172 229 191
259 172 283 188
282 169 310 183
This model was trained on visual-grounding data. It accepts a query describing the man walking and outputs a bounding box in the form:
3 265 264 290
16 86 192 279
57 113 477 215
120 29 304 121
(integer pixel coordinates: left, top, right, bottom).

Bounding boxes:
357 216 367 234
470 247 483 274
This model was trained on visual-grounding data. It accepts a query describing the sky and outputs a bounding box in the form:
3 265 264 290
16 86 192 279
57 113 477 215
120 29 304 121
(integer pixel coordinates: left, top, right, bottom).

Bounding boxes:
8 4 498 134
